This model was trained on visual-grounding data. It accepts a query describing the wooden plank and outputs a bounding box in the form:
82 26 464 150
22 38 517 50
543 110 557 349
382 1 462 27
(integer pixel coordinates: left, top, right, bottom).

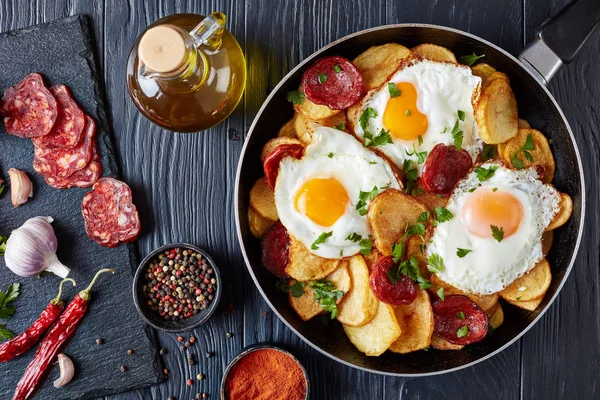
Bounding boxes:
383 1 523 398
521 1 600 398
101 0 246 399
243 0 387 399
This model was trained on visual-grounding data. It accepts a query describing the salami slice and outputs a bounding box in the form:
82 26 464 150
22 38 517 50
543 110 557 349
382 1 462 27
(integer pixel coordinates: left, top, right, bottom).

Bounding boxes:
44 147 102 189
2 73 57 137
33 116 96 179
81 177 141 248
261 221 291 278
32 85 85 149
262 144 304 189
431 294 488 345
302 56 364 110
369 255 417 305
421 143 473 195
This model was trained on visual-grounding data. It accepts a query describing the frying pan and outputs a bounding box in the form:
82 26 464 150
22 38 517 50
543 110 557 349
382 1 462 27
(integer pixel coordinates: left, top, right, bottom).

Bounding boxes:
235 0 598 375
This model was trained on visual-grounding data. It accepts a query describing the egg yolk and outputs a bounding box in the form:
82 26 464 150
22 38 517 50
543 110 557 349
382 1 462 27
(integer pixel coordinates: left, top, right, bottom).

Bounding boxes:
382 82 428 140
461 187 523 239
294 178 349 227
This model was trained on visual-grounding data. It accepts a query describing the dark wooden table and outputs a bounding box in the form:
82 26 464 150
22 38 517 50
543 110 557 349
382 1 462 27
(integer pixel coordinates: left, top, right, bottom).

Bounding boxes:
2 0 598 399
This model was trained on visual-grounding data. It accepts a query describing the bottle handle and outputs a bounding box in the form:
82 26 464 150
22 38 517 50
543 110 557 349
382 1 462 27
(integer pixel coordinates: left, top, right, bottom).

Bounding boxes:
189 12 227 52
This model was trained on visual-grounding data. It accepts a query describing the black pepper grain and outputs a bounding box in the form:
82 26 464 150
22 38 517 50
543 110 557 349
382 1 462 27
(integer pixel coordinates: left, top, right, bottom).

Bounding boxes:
159 348 167 356
120 365 128 373
96 338 104 345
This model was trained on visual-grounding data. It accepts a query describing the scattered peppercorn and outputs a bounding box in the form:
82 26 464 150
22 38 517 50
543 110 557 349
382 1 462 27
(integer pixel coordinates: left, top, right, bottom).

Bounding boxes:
142 247 218 321
262 311 268 317
184 341 190 348
202 393 208 399
206 351 214 358
180 345 185 351
189 336 196 343
226 332 233 338
187 352 196 366
197 373 204 380
195 394 202 400
96 338 104 345
160 348 167 355
164 368 169 375
120 365 128 373
167 396 175 400
187 379 194 386
177 336 184 342
127 349 134 355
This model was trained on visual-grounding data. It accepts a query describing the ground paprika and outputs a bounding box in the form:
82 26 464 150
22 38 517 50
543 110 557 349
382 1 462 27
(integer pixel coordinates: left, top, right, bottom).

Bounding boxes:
224 348 307 400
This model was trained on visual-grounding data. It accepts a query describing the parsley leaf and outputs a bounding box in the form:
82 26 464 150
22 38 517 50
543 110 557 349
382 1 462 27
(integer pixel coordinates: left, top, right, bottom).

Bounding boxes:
456 325 470 338
311 231 333 250
491 225 504 242
418 135 423 146
405 109 412 116
359 107 377 130
345 232 362 242
475 165 498 181
359 236 373 256
364 128 393 147
511 134 535 169
417 211 430 223
451 118 464 149
456 248 473 258
310 280 344 319
0 325 14 341
427 253 445 273
286 90 305 105
433 206 453 223
327 152 334 158
388 82 402 98
276 280 290 293
333 120 345 131
437 287 445 301
468 187 477 193
398 256 433 289
481 144 497 161
333 64 342 73
356 186 379 216
404 223 426 238
0 283 20 322
457 110 465 121
459 52 485 66
0 184 6 197
289 281 306 298
405 144 428 164
318 73 327 84
0 235 8 256
391 242 404 263
403 159 419 195
457 312 466 320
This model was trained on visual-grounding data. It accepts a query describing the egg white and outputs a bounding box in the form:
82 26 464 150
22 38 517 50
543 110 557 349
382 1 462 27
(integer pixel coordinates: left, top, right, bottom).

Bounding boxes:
275 124 401 258
426 162 561 294
353 58 482 174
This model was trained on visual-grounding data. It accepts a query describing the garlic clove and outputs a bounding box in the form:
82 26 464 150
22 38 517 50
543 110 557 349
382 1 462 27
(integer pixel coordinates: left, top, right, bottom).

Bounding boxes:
8 168 33 208
53 353 75 388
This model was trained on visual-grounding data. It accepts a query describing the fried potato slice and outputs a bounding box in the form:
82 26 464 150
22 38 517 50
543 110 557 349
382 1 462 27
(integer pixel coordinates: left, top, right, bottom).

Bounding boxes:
248 207 275 239
294 85 341 120
293 111 349 145
497 119 530 157
413 179 448 212
277 119 297 138
362 249 382 271
499 258 551 302
502 128 555 182
389 289 434 354
411 43 457 63
518 118 531 129
507 296 543 311
293 112 311 144
489 303 504 330
343 301 401 356
337 255 379 327
249 178 278 221
429 274 499 314
285 237 345 281
352 43 412 90
475 72 518 144
367 188 429 255
288 263 351 321
430 333 464 350
406 235 429 277
547 193 573 231
260 137 304 161
471 63 496 83
541 231 553 256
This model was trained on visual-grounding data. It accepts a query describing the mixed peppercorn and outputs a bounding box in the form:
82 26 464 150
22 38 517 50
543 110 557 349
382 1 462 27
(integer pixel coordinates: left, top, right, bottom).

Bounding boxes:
142 247 217 321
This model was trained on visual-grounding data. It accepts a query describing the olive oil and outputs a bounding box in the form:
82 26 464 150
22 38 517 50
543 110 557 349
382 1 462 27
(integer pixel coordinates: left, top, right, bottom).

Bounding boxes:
126 13 246 133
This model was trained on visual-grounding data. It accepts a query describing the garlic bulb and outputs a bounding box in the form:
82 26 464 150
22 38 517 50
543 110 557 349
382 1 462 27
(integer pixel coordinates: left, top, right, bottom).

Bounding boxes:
4 216 70 278
8 168 33 208
53 354 75 388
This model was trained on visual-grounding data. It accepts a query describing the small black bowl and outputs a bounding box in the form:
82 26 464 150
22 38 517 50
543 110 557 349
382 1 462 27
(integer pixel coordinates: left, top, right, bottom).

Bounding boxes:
220 344 310 400
132 242 222 333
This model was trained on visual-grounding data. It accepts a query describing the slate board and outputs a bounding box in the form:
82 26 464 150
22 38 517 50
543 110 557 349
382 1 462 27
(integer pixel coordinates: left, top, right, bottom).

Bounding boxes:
0 15 162 399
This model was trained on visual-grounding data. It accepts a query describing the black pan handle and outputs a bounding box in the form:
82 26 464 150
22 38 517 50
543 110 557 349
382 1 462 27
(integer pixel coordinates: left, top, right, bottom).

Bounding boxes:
519 0 600 84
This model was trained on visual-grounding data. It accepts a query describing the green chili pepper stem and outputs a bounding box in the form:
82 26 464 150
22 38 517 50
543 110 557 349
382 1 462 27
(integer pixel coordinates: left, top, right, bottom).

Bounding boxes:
51 278 77 305
79 268 115 301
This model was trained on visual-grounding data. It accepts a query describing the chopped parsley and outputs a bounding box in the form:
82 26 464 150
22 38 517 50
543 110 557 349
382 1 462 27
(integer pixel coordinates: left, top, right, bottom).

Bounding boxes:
491 225 504 242
311 231 333 250
493 187 498 192
475 165 498 181
437 287 445 301
457 312 466 320
456 325 470 338
433 206 454 224
441 127 448 134
405 144 428 164
0 283 21 339
0 235 8 256
451 118 464 149
459 52 485 66
387 255 432 289
481 144 497 161
309 280 344 319
368 161 377 165
364 128 393 147
511 134 535 169
392 242 404 263
356 186 380 216
405 109 412 116
418 135 423 145
427 253 445 273
417 211 430 223
333 64 342 73
286 90 305 105
359 236 373 256
404 222 426 239
468 187 477 193
403 159 419 195
359 107 377 130
388 82 402 98
333 120 345 131
456 248 473 258
327 152 334 158
0 184 5 196
318 73 327 84
345 232 362 242
289 281 306 298
457 110 465 121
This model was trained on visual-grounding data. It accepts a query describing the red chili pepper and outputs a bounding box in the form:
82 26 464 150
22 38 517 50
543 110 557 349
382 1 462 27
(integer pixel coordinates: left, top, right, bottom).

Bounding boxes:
0 278 75 363
12 268 114 400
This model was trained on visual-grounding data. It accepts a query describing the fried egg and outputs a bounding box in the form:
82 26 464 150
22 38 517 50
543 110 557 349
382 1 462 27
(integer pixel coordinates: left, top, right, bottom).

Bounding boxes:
275 124 401 258
353 58 482 173
426 162 561 294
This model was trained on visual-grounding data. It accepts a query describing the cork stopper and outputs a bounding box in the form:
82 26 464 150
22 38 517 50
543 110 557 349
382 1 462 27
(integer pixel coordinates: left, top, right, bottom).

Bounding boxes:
139 25 187 73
